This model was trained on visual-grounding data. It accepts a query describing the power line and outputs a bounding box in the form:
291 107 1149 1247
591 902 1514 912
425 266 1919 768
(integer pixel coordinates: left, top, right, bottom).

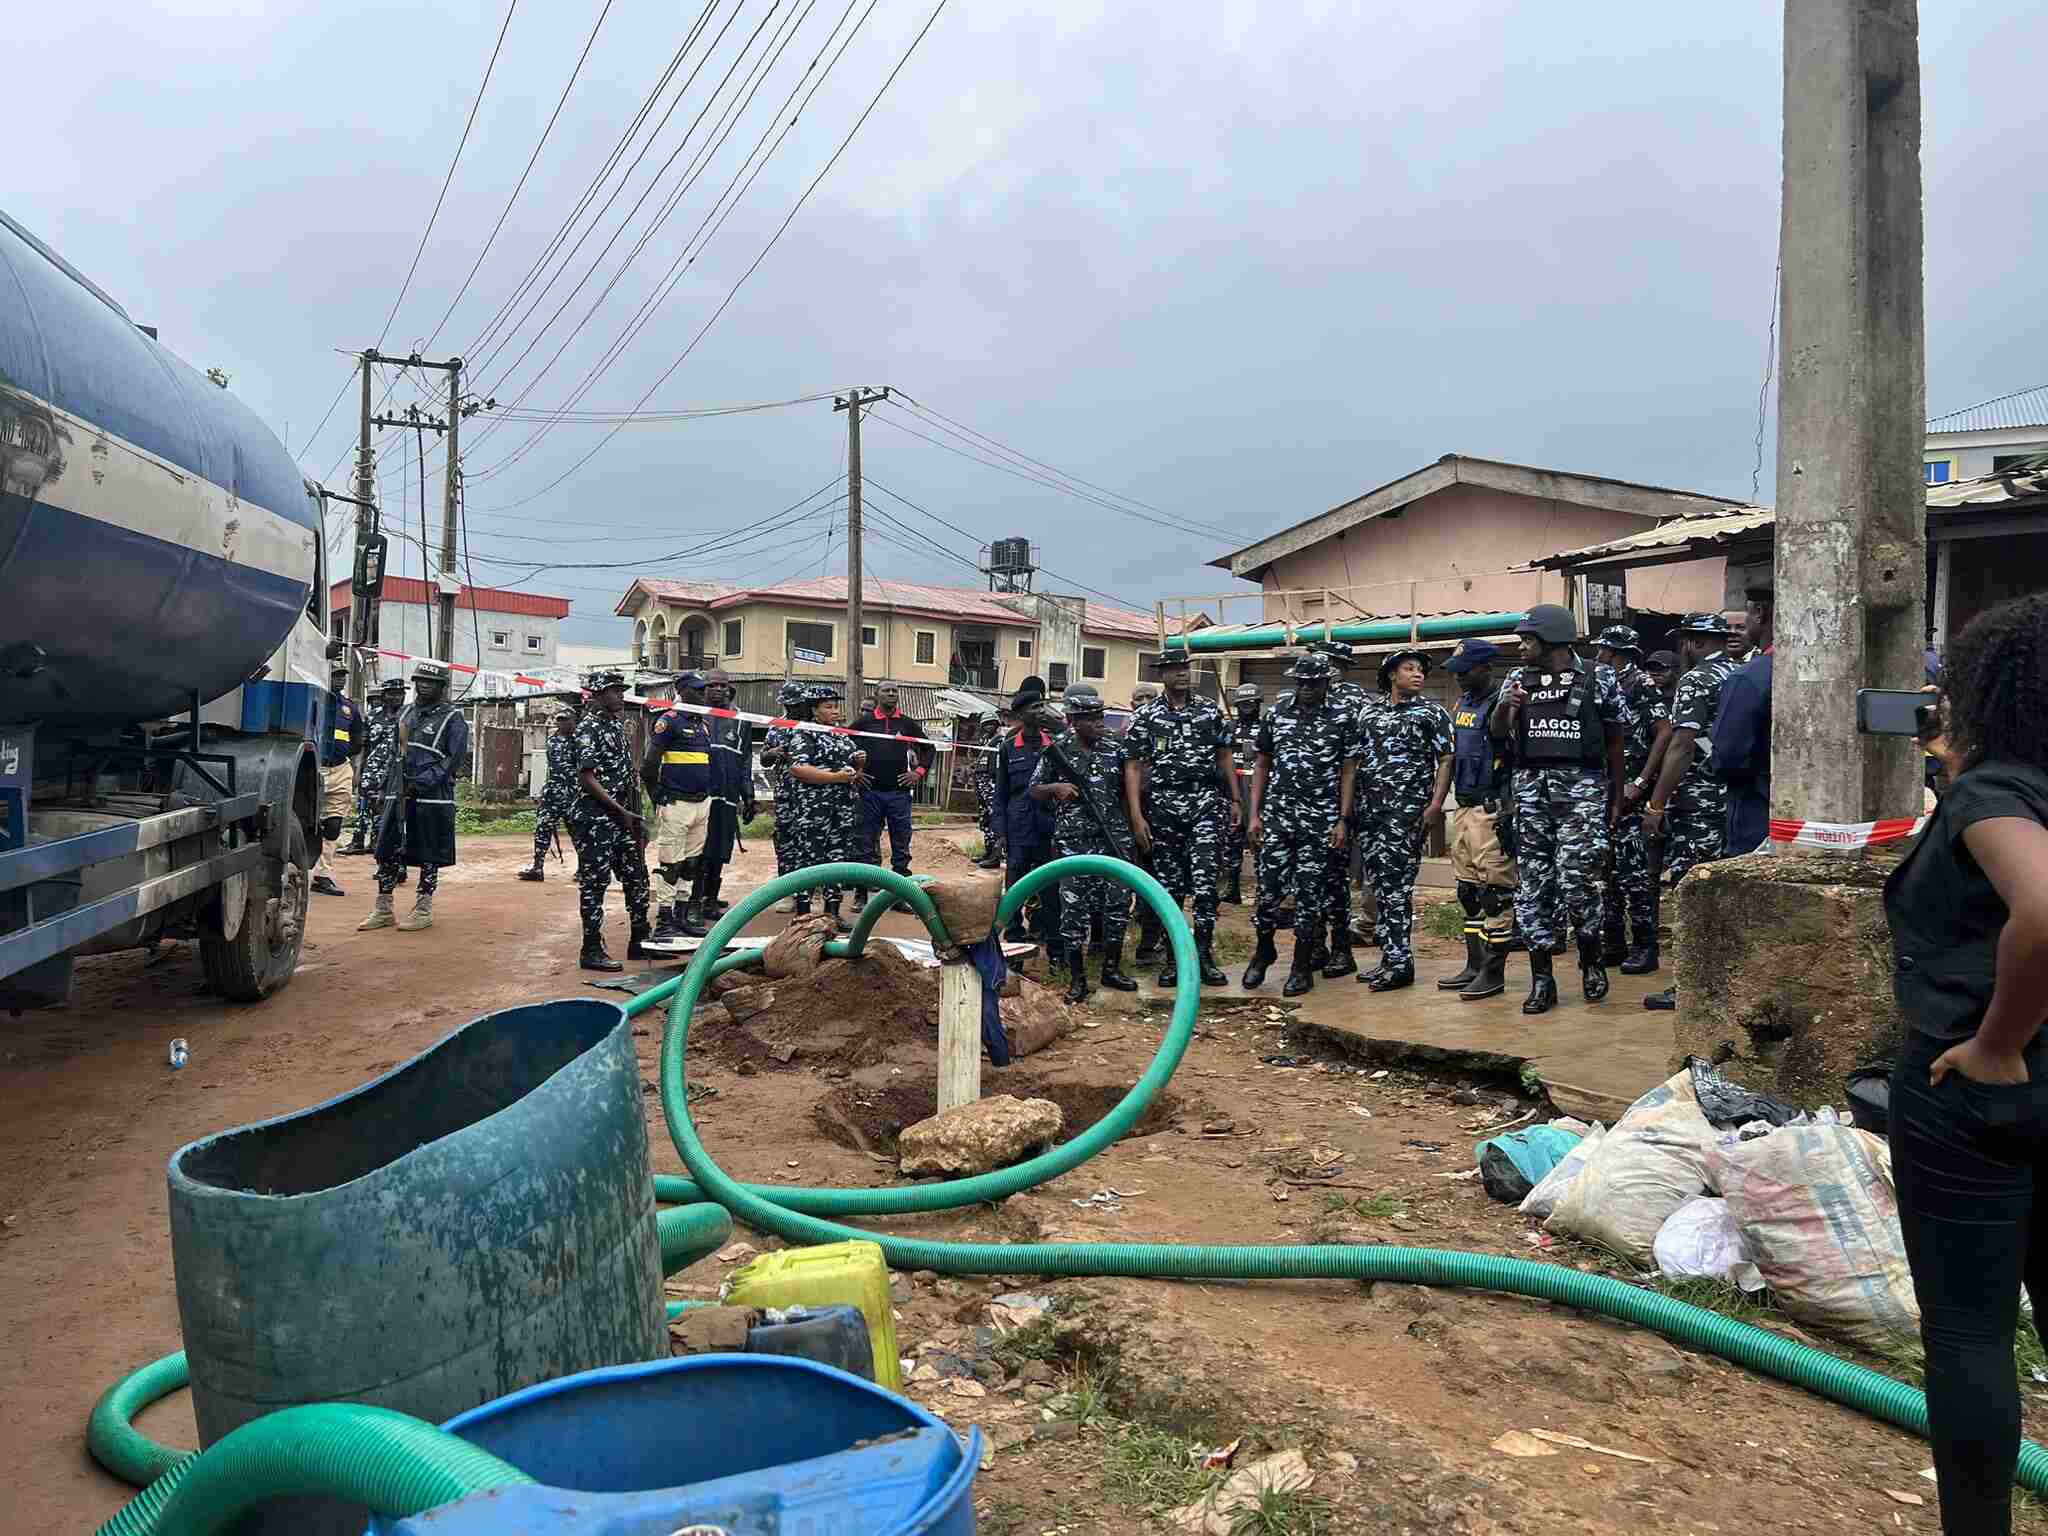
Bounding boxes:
473 0 952 513
1751 260 1781 504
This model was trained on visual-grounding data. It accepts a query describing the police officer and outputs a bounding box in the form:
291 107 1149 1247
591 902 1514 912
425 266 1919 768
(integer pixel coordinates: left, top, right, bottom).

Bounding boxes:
1245 652 1359 996
1124 651 1239 987
312 663 364 897
759 681 813 910
1030 684 1141 1002
1640 613 1740 1011
994 689 1061 947
1316 641 1373 977
361 659 470 934
641 671 716 942
1596 625 1671 974
1355 647 1453 992
1438 640 1518 1000
345 676 406 857
1222 683 1262 904
699 668 755 921
1123 680 1167 965
569 670 652 971
970 712 1006 869
788 685 868 923
519 702 580 882
1490 605 1625 1014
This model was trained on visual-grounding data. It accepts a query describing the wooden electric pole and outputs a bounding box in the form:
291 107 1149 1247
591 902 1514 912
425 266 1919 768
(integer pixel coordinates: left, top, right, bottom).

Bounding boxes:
437 357 463 665
351 354 377 704
835 387 890 708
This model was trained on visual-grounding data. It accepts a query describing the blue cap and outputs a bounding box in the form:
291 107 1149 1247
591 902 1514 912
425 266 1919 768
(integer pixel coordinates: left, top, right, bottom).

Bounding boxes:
677 670 708 692
1445 640 1502 674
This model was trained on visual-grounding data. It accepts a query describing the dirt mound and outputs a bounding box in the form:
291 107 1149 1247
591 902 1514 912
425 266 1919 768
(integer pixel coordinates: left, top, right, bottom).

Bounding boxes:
812 1072 1185 1157
695 941 939 1071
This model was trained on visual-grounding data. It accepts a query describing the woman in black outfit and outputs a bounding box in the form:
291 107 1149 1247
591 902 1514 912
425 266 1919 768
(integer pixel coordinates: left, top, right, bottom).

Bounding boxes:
1889 592 2048 1534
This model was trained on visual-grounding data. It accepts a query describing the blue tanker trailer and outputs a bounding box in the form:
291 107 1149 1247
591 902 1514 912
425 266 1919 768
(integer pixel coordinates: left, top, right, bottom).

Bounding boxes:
0 209 334 1007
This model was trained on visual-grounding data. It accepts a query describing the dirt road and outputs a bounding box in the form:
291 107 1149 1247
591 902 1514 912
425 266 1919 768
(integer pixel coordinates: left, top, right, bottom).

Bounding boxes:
0 831 2030 1533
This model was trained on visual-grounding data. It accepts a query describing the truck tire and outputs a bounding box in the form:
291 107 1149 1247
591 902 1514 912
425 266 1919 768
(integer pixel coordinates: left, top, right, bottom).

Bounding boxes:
202 816 310 1002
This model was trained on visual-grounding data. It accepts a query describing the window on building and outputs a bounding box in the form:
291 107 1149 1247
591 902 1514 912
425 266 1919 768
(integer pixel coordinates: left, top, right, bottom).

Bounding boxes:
862 624 879 649
1081 646 1107 680
489 628 511 648
915 630 937 666
785 620 835 659
1923 460 1953 485
722 619 743 656
525 634 544 652
1016 637 1033 659
1993 452 2047 475
1047 661 1070 690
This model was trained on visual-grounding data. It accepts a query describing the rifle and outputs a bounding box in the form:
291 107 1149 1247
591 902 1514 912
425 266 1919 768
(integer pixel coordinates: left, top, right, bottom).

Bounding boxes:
1040 737 1135 863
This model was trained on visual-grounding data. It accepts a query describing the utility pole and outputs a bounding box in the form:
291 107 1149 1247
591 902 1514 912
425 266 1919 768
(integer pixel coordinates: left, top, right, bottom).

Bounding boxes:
438 357 463 664
351 354 377 705
1772 0 1925 828
835 387 889 708
371 405 450 660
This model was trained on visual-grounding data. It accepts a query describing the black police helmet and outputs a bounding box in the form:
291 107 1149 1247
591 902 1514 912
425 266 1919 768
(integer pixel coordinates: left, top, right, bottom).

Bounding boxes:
1514 603 1579 646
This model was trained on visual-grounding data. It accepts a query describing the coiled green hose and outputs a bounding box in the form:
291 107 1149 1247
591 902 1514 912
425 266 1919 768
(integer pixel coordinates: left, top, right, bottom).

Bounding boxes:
88 854 2048 1524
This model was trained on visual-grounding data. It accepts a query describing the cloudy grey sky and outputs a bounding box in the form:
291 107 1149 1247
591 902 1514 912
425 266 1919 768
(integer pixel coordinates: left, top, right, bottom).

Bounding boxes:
12 1 2043 646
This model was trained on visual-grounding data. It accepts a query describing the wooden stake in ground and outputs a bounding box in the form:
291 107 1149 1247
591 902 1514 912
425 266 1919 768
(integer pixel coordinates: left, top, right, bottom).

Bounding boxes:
938 960 983 1111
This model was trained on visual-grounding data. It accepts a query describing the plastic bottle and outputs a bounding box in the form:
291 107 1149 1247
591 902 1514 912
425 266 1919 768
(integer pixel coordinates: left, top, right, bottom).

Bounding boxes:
168 1038 189 1070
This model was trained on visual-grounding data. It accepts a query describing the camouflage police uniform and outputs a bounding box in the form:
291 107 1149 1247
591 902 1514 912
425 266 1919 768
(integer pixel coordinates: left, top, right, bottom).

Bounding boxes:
528 719 579 872
764 683 808 881
1125 673 1233 973
1502 641 1624 1005
1603 634 1669 959
971 733 1004 863
790 695 862 911
1663 641 1741 885
1318 662 1373 969
1361 671 1454 978
1222 693 1261 901
352 691 403 856
1031 726 1135 954
1251 658 1358 973
568 702 651 937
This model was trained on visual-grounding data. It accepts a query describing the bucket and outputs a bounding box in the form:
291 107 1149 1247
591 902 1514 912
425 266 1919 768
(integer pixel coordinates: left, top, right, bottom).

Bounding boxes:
371 1354 983 1535
168 998 667 1532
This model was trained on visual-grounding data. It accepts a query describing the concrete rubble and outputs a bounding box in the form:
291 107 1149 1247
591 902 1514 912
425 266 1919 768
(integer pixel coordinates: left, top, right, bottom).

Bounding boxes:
898 1094 1065 1177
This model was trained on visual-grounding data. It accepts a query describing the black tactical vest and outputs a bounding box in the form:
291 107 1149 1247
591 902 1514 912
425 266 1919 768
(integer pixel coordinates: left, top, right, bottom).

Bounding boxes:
1516 670 1604 768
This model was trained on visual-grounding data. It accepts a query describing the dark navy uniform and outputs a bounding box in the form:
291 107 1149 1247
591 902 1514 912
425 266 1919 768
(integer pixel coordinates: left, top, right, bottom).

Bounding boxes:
704 708 754 879
995 717 1060 942
647 700 715 917
569 707 651 931
373 693 469 896
1442 641 1518 994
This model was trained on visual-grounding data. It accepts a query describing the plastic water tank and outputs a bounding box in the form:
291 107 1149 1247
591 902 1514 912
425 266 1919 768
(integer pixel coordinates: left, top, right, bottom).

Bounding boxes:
373 1355 982 1535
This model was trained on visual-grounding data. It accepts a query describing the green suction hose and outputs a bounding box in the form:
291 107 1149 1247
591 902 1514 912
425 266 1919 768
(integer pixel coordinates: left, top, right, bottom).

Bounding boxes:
92 1403 531 1536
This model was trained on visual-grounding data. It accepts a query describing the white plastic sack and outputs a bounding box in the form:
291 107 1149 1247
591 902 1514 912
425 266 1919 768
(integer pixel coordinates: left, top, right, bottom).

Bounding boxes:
1710 1123 1917 1350
1543 1069 1718 1265
1653 1196 1764 1293
1519 1124 1607 1219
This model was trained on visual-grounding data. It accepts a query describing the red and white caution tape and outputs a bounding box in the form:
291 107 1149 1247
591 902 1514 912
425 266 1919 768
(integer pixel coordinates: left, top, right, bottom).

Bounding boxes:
1767 815 1927 850
361 646 555 690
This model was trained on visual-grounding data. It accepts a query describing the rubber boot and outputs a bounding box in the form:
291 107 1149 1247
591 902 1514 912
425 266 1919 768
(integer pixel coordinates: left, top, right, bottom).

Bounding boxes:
357 892 395 931
851 889 869 915
1064 944 1092 1004
1620 940 1660 976
627 918 654 960
1459 941 1508 1001
1197 942 1228 987
1600 906 1627 966
395 891 433 932
1242 931 1278 991
793 894 813 917
1158 947 1177 990
580 924 622 972
1321 924 1357 980
1439 930 1485 991
1282 939 1317 997
1578 932 1610 1003
704 873 728 916
1133 915 1164 964
1522 948 1557 1015
1099 942 1138 993
650 903 682 943
1222 867 1243 905
823 896 843 928
1369 958 1415 992
679 867 711 937
517 861 545 882
1644 986 1677 1011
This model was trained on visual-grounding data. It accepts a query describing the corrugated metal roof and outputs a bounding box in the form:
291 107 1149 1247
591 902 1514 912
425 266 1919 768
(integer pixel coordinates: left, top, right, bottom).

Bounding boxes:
1927 385 2048 435
1925 464 2048 507
618 573 1163 639
330 577 571 617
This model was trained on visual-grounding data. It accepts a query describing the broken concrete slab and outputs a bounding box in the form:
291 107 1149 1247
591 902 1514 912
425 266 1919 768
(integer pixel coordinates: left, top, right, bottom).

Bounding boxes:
898 1094 1065 1177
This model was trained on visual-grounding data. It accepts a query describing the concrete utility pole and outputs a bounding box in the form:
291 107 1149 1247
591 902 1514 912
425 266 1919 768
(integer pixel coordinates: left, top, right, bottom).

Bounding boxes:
437 357 463 665
835 387 890 707
1772 0 1926 828
351 354 378 705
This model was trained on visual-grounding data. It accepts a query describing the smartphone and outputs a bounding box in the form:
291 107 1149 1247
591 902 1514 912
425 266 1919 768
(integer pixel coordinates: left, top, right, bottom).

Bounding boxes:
1855 688 1934 737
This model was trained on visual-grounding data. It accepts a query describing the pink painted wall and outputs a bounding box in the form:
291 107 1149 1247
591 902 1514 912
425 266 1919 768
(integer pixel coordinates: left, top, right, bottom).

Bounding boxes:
1625 556 1729 617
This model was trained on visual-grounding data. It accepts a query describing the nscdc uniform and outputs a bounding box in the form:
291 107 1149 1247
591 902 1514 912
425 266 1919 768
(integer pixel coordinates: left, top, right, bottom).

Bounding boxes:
1438 641 1517 1000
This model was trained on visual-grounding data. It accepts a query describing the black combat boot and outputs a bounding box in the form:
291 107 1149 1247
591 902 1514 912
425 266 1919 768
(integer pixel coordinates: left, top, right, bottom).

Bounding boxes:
627 918 654 960
1157 948 1177 990
1600 906 1627 966
580 924 622 972
517 861 545 882
1620 923 1660 973
1321 922 1357 979
1100 942 1139 992
1133 915 1164 964
1459 940 1508 1001
1369 960 1414 992
1197 941 1227 987
1241 931 1278 990
1644 986 1677 1011
1522 949 1557 1015
650 904 682 943
1222 866 1243 904
1439 928 1484 991
703 873 728 916
823 896 844 927
1578 931 1610 1002
1064 944 1092 1004
1282 939 1317 997
677 897 709 939
793 893 813 917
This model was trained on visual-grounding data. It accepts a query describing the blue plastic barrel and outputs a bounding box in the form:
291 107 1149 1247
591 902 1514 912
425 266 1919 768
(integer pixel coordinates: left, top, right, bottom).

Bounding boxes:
374 1354 982 1535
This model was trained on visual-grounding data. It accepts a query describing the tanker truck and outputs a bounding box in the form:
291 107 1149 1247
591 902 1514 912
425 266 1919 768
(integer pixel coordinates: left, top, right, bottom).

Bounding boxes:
0 209 334 1009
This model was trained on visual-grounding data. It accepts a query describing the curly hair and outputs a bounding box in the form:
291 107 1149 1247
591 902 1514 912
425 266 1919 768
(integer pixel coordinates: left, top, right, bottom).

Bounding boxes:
1942 592 2048 774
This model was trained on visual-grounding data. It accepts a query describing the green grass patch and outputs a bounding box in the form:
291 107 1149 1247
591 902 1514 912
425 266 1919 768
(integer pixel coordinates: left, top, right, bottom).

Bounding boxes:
743 811 777 839
1057 1365 1111 1427
1100 1423 1218 1511
1423 900 1467 941
456 806 537 836
1647 1276 1776 1327
1229 1486 1336 1536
